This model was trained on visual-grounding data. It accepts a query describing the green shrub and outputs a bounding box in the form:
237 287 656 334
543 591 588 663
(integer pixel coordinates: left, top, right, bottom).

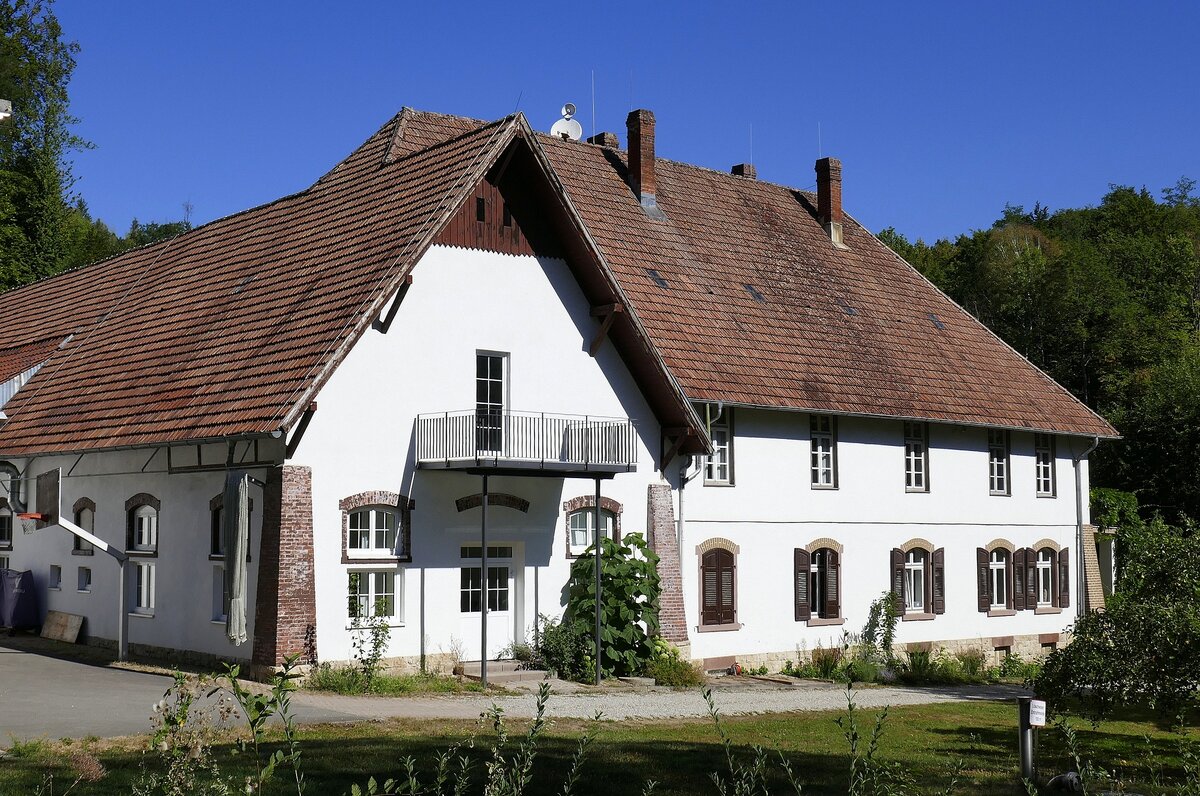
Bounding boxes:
904 649 937 680
955 648 988 679
861 591 900 663
998 652 1040 681
811 644 843 680
646 655 705 687
533 614 592 682
844 657 880 684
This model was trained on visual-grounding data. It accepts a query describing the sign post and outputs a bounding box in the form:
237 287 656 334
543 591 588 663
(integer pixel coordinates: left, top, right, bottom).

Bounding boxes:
1018 697 1046 781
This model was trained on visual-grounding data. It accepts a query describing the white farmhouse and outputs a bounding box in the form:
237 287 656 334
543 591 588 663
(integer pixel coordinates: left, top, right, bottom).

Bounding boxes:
0 108 1116 675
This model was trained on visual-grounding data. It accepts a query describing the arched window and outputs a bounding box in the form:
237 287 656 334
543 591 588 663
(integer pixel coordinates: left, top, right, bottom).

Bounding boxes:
904 549 927 611
72 497 95 555
0 498 11 551
1037 548 1054 607
0 462 21 512
809 548 840 619
700 546 737 627
562 496 622 558
340 491 412 562
125 494 161 555
891 542 945 616
349 507 397 553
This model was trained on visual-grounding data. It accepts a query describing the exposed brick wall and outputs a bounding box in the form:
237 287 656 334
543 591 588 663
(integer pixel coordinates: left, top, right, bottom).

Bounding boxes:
1082 524 1106 612
626 110 657 201
815 157 843 226
647 482 687 644
253 465 317 667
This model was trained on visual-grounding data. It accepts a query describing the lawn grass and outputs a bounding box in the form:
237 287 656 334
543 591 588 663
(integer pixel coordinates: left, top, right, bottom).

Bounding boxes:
3 699 1195 794
302 664 485 696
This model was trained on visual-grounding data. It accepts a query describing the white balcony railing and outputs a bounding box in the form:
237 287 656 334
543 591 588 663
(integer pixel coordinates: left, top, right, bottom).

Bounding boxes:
415 410 638 472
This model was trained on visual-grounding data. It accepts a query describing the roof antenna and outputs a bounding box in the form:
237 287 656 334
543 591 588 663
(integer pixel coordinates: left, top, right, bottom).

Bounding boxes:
749 123 754 166
591 69 596 142
817 121 822 158
513 90 524 114
628 68 634 112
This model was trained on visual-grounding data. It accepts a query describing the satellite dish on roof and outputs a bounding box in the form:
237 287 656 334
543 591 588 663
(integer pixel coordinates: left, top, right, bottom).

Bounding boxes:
550 102 583 140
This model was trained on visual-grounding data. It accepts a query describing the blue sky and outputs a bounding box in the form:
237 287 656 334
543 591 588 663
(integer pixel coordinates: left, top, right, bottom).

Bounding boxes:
55 1 1198 242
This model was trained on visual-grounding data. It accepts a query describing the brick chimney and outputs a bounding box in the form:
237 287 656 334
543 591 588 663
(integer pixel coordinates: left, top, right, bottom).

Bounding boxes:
587 131 619 148
731 163 756 179
815 157 846 247
626 109 665 219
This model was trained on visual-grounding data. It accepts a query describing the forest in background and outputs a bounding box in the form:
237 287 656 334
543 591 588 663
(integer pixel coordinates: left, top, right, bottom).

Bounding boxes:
4 1 1199 523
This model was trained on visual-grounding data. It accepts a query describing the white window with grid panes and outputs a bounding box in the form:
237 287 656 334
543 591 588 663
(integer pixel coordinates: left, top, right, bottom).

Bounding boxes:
989 549 1008 609
904 549 926 610
348 507 399 556
0 506 11 549
348 570 399 621
133 562 155 615
904 421 928 492
988 430 1009 495
1034 433 1056 496
1037 548 1054 606
810 415 837 488
705 411 732 484
131 505 158 552
459 545 511 613
567 509 615 556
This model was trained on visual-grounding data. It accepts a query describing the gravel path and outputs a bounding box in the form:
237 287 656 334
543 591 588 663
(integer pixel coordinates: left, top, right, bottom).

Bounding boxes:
289 680 1030 723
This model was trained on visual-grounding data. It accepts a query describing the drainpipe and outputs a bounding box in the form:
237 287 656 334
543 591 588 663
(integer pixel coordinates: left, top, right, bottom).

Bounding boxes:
1073 436 1100 618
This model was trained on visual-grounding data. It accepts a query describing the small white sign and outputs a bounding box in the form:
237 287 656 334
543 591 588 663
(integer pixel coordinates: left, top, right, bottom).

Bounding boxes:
1029 699 1047 727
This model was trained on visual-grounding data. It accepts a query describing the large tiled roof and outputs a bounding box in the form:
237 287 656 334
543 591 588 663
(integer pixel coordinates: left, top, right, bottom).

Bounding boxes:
0 108 1114 456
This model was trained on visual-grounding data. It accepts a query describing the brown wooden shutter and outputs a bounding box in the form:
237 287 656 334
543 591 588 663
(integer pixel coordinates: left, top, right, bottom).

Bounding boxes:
1058 548 1070 608
1024 548 1037 610
1050 549 1059 608
891 548 905 614
932 547 945 614
1012 548 1025 610
794 548 811 622
718 548 736 624
126 510 135 551
701 550 719 625
977 547 990 612
825 549 840 619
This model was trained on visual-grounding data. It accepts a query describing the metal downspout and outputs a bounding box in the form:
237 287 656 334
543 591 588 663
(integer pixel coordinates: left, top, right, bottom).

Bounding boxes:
1073 436 1100 617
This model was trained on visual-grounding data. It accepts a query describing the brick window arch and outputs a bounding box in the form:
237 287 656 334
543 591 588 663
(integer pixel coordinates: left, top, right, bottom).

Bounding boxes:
340 490 413 563
562 495 622 558
698 541 739 630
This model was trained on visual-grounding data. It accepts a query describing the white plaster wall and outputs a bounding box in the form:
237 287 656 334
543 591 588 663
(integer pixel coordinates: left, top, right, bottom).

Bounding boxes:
1 443 271 661
681 408 1091 661
292 245 663 664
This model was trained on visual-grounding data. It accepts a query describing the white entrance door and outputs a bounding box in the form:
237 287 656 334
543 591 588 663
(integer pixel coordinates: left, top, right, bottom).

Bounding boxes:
459 543 523 660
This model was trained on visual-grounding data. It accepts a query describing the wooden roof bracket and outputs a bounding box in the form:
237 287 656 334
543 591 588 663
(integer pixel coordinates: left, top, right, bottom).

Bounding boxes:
660 426 694 471
372 275 414 334
588 303 624 356
285 402 318 459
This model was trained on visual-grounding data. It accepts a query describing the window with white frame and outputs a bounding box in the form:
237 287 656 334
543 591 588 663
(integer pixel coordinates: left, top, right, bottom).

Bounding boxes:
460 545 511 613
348 507 398 555
133 561 155 614
988 430 1010 495
475 352 506 453
126 495 160 555
1037 548 1054 606
705 411 733 484
904 549 927 611
810 415 837 488
0 555 9 570
809 548 840 619
1034 433 1056 496
0 505 11 549
348 570 399 620
904 422 928 492
989 549 1008 609
73 500 95 555
78 566 91 592
49 564 61 589
567 508 615 556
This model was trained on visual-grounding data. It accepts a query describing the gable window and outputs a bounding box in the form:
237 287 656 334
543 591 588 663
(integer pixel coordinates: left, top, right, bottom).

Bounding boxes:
476 352 506 454
73 498 95 555
340 492 412 563
125 494 161 556
810 415 837 488
348 570 400 620
988 430 1010 495
904 422 928 492
1035 433 1056 497
705 410 733 485
133 561 155 615
699 544 737 628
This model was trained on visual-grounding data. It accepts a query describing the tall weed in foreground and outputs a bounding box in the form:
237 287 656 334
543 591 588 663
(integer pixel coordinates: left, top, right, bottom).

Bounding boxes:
836 682 916 796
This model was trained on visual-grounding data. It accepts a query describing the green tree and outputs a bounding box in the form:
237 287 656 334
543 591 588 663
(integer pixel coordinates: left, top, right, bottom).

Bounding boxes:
0 0 88 287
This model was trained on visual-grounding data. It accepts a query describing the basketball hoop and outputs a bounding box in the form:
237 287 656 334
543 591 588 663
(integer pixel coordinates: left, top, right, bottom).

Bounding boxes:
18 515 40 535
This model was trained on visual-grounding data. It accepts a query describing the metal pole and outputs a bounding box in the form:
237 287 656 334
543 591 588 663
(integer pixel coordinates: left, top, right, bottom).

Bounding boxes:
594 476 602 686
1018 697 1035 782
481 474 489 689
118 560 128 661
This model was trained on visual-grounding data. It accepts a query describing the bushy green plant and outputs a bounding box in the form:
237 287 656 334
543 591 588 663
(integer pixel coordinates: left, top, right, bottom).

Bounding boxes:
811 644 843 680
349 597 392 690
645 642 704 687
532 614 592 682
861 591 900 664
564 533 661 678
997 652 1039 681
954 648 988 680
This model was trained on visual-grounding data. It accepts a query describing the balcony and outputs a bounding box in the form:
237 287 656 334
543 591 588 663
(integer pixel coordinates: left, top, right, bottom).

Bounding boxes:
415 410 638 475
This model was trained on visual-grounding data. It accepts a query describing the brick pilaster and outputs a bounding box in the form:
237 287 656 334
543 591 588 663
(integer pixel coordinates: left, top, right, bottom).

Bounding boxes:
647 482 688 644
252 465 317 667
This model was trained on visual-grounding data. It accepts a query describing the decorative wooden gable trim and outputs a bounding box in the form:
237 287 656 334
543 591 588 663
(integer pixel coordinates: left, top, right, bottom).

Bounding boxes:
434 176 560 258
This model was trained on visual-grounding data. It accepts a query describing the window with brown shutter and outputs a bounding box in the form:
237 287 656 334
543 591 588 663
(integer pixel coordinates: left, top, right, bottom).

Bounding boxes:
701 547 736 626
1013 548 1027 611
794 548 810 622
1058 548 1070 608
823 549 840 619
977 547 990 612
1024 547 1038 610
890 548 905 614
932 547 945 614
